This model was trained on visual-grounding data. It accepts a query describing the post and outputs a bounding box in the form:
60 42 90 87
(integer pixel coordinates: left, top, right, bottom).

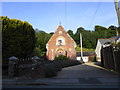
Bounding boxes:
114 0 120 35
80 33 83 62
8 56 18 77
8 59 15 77
115 0 120 26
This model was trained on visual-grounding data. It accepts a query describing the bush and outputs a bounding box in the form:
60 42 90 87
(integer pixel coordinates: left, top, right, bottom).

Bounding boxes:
54 55 69 60
61 60 81 68
44 63 58 77
88 55 97 62
44 60 81 77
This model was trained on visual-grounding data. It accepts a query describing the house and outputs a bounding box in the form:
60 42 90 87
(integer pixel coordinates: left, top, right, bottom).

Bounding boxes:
46 25 77 60
95 35 120 60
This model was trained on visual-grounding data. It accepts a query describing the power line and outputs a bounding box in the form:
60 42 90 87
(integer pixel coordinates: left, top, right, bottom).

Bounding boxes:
88 0 102 30
65 0 67 30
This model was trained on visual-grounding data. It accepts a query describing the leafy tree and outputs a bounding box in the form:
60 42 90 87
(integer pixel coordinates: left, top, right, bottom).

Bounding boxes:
95 25 107 31
117 26 120 34
2 16 36 63
35 30 52 57
73 25 116 49
76 27 85 33
67 29 74 39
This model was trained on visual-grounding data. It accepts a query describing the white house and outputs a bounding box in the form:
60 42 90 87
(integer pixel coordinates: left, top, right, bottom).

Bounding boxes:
95 35 120 60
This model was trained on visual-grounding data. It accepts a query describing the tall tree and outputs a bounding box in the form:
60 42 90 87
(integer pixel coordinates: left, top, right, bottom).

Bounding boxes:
67 30 74 38
2 16 36 63
35 30 52 57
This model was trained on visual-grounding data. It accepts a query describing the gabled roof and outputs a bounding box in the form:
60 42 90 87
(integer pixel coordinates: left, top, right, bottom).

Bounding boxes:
98 39 112 45
46 25 76 46
56 25 64 30
98 34 120 45
109 34 120 41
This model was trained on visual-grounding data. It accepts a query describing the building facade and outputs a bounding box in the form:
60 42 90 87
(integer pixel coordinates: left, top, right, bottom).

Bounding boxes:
46 25 77 60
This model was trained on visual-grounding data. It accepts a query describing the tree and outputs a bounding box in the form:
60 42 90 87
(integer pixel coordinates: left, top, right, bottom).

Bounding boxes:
2 16 36 63
73 25 117 49
67 30 74 38
74 27 85 45
76 27 85 33
35 30 52 57
95 25 107 31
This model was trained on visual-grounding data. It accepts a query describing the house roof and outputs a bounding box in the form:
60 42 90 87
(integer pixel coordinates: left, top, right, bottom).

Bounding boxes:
109 34 120 41
46 25 77 46
56 25 64 30
76 52 94 57
98 34 120 45
98 39 112 45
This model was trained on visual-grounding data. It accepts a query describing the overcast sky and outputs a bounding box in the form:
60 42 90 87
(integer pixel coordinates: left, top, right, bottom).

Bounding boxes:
2 1 118 33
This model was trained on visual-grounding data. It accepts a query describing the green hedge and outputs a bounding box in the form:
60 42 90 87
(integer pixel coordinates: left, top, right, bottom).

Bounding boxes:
44 60 81 77
54 55 69 60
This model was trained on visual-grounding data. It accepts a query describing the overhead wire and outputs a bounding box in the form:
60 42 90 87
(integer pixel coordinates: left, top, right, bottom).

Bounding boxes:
87 0 102 30
65 0 67 30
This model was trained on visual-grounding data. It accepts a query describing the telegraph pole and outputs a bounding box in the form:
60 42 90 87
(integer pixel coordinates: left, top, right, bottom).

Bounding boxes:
80 33 83 61
114 0 120 27
114 0 120 36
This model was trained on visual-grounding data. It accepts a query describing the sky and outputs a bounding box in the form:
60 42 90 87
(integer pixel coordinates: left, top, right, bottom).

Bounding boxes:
1 1 119 33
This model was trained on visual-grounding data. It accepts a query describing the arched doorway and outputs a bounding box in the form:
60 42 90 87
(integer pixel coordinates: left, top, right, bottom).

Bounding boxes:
56 48 66 57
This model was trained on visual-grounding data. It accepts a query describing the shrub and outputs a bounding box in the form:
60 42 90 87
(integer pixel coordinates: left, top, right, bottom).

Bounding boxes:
54 55 69 60
61 60 81 68
88 55 97 62
44 63 58 77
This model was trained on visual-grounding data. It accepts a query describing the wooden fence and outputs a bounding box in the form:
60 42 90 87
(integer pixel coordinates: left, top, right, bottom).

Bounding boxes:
101 46 120 72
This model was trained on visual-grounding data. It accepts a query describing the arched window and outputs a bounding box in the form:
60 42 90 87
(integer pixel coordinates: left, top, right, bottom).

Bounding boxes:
56 36 65 45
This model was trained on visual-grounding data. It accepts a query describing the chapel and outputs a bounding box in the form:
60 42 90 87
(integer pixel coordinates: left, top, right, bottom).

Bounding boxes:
46 25 76 60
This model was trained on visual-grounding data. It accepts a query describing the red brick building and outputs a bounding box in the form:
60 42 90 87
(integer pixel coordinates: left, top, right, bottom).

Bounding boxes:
46 25 77 60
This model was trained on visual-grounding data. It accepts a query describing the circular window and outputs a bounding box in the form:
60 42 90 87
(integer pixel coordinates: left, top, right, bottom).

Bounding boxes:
59 31 62 34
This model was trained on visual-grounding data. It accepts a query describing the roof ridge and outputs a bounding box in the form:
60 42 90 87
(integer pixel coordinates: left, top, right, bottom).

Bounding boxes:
56 25 64 30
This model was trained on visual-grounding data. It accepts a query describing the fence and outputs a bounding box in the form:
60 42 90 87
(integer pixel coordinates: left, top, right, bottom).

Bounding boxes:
101 46 120 72
8 59 45 79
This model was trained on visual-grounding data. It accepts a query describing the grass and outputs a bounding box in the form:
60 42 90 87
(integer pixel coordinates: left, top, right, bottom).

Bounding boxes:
76 47 95 52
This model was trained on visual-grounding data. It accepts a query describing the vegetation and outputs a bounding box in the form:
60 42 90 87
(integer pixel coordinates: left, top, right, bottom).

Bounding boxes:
72 25 117 49
76 45 95 52
2 16 36 64
35 30 52 57
54 55 69 60
88 55 97 62
2 16 119 62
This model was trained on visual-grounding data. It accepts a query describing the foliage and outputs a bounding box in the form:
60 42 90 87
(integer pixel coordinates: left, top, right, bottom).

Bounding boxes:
2 16 118 62
76 45 95 52
2 16 36 63
35 30 52 57
73 25 116 49
54 55 69 60
88 55 97 62
67 30 74 38
34 25 117 58
117 27 120 34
